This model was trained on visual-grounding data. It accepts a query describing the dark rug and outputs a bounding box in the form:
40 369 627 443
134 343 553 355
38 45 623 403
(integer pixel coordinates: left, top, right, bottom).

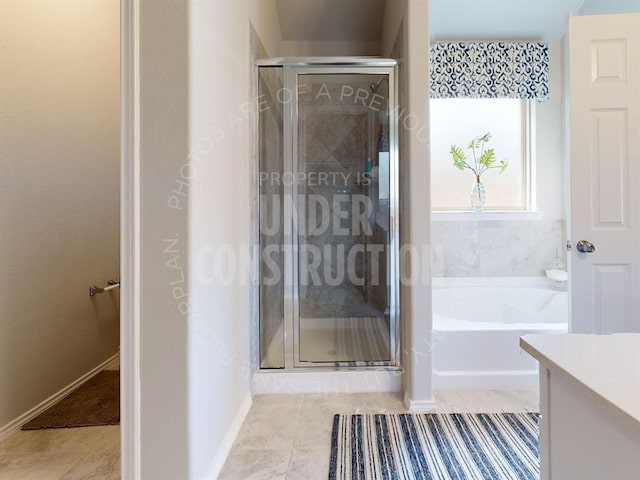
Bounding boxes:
22 370 119 430
330 412 540 480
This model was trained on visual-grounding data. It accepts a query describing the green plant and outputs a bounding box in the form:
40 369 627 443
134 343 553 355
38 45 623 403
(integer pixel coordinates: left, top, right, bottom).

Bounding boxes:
449 132 508 183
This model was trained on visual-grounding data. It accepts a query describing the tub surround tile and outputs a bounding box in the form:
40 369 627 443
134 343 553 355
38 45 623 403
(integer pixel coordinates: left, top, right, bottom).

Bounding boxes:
527 219 565 273
478 221 529 276
432 218 564 277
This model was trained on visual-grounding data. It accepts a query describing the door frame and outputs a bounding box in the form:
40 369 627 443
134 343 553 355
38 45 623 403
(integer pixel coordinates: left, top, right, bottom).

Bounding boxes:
120 0 140 478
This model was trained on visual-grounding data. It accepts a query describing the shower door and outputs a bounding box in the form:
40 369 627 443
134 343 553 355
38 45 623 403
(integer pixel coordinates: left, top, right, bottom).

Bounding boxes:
258 61 399 368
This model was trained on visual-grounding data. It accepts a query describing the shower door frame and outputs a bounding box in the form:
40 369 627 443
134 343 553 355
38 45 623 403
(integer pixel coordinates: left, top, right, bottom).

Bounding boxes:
280 62 400 369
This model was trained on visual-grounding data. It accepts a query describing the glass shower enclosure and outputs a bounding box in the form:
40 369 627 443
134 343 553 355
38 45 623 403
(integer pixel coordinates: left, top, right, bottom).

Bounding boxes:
257 58 399 369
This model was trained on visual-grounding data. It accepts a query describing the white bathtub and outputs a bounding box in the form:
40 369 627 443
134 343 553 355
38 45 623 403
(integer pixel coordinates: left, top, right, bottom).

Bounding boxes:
432 277 568 389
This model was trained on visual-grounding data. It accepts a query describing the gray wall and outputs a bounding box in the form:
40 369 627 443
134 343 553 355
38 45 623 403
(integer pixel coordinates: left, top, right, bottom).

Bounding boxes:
139 0 190 477
383 0 435 407
0 0 120 432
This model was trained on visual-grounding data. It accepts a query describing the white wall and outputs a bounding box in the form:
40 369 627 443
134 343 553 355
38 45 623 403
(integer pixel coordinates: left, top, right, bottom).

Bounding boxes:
138 0 282 478
536 41 565 221
188 0 268 477
0 0 120 431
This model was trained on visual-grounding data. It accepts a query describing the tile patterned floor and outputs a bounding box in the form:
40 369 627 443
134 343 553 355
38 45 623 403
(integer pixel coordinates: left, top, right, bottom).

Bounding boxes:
0 426 120 480
0 384 538 479
219 389 539 480
0 358 121 480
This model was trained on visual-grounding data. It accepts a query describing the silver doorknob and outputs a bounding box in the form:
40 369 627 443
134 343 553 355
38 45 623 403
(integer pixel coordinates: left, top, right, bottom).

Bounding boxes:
576 240 595 253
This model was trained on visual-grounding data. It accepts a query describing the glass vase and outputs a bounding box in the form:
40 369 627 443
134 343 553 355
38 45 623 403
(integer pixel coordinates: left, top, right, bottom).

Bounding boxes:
470 180 486 212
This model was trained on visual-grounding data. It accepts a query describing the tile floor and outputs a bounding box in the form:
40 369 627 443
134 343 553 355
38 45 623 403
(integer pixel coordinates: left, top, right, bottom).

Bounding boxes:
219 388 539 480
0 426 120 480
0 357 121 480
0 357 538 480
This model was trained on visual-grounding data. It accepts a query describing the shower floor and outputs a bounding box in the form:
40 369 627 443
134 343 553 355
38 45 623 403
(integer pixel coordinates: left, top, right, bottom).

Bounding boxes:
299 316 390 363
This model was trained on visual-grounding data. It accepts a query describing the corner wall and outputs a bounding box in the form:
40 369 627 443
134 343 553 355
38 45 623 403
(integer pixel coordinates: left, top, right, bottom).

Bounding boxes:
137 0 283 477
382 0 434 409
0 0 120 432
188 0 254 477
139 0 191 477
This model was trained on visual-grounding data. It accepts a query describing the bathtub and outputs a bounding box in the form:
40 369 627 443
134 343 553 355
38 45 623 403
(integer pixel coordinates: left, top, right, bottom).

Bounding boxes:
432 277 568 389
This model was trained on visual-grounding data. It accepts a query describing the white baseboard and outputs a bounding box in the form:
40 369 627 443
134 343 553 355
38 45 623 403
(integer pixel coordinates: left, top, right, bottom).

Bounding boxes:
0 352 120 442
204 392 253 480
433 369 539 390
404 392 437 412
252 369 403 394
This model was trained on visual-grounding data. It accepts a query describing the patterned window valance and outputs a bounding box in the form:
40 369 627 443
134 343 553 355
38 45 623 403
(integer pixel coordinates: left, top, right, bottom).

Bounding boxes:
430 42 549 101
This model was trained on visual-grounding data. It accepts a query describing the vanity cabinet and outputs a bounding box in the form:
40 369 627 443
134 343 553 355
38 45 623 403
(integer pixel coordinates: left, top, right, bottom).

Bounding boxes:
520 334 640 480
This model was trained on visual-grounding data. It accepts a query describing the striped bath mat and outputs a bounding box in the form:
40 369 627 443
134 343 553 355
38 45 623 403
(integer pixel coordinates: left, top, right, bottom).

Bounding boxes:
329 413 539 480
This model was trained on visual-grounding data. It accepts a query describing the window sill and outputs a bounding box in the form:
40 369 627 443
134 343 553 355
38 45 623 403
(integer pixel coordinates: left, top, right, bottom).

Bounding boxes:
431 211 545 222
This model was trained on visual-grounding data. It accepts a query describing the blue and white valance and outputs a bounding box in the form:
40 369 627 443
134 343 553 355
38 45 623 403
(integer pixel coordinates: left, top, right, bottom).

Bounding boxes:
430 42 549 101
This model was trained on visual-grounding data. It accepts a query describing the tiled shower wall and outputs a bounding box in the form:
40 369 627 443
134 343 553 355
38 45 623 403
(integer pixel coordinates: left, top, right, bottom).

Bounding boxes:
431 218 565 277
297 77 388 317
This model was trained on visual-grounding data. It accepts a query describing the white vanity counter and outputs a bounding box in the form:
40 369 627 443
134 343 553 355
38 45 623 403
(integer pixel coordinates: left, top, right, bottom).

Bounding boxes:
520 333 640 480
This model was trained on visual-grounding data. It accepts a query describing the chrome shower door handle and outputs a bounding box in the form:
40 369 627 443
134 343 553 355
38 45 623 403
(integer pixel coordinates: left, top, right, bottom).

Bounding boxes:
576 240 596 253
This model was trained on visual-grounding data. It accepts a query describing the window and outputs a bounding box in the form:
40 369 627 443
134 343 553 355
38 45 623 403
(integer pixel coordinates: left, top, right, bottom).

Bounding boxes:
430 98 532 211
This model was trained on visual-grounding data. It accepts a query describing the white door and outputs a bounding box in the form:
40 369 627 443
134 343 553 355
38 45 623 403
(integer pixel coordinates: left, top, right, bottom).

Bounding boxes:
569 13 640 333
